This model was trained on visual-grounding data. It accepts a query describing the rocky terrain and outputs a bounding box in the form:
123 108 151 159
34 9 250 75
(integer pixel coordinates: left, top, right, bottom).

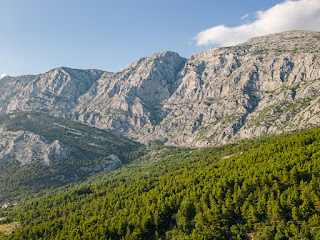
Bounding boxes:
0 128 73 166
0 68 104 115
1 30 320 147
0 112 145 202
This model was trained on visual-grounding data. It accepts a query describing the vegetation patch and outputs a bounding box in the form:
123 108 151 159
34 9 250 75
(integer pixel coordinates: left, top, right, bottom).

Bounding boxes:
3 128 320 239
0 222 19 236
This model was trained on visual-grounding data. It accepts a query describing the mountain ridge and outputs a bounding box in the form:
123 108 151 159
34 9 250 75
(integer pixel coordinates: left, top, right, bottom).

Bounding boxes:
0 112 146 202
1 30 320 147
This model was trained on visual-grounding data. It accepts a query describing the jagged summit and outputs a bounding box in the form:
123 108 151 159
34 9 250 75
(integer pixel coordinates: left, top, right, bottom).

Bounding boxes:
126 51 186 74
240 30 320 53
46 66 105 75
245 30 320 45
0 65 104 115
1 30 320 147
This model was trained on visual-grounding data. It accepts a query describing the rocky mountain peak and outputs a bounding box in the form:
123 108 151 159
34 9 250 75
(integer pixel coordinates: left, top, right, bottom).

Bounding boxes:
125 51 186 88
246 30 320 45
40 67 104 99
129 51 185 68
0 67 104 115
72 51 187 131
1 30 320 147
241 30 320 54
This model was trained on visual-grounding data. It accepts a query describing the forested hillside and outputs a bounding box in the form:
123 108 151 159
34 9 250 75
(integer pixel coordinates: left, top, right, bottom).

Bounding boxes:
2 128 320 239
0 112 146 203
0 112 145 163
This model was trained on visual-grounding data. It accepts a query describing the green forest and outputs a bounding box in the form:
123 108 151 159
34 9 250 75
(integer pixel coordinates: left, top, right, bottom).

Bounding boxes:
2 128 320 239
0 112 146 203
0 112 146 163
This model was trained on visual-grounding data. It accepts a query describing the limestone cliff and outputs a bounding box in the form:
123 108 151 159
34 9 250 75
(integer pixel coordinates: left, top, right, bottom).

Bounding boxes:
1 30 320 147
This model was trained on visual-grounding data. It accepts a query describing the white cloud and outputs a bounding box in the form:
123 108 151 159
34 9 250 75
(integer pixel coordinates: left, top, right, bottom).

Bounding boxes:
241 14 249 20
196 0 320 47
0 74 7 79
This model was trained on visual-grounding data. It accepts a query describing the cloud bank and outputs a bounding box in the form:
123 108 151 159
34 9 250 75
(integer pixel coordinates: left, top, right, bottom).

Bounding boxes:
196 0 320 47
240 14 249 20
0 74 7 79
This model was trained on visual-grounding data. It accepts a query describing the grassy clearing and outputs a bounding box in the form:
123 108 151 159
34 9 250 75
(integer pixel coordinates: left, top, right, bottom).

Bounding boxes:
0 222 19 236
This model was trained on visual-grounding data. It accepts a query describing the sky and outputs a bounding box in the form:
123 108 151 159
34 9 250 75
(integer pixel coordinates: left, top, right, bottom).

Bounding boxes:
1 0 319 77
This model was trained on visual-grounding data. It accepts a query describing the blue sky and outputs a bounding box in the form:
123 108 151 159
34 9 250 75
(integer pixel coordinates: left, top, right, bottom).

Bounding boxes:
1 0 319 77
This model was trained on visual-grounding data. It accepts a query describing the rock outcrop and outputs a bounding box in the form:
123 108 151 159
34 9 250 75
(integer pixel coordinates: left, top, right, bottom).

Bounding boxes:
73 51 186 137
0 67 103 116
0 128 73 165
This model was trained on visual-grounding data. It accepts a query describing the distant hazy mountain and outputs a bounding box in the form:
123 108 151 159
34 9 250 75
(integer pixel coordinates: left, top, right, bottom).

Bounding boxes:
1 30 320 147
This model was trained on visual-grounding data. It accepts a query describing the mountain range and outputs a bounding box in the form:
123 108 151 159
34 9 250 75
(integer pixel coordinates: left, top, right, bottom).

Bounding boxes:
1 30 320 239
1 30 320 149
0 30 320 201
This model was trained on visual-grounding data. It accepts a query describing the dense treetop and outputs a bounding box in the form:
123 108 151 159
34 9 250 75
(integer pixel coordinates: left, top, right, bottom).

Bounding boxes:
1 128 320 239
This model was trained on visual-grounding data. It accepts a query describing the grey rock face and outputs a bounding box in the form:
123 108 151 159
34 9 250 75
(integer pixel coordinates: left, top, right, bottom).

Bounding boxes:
153 30 320 147
0 67 104 116
72 51 186 134
0 128 73 165
89 154 122 174
1 30 320 147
